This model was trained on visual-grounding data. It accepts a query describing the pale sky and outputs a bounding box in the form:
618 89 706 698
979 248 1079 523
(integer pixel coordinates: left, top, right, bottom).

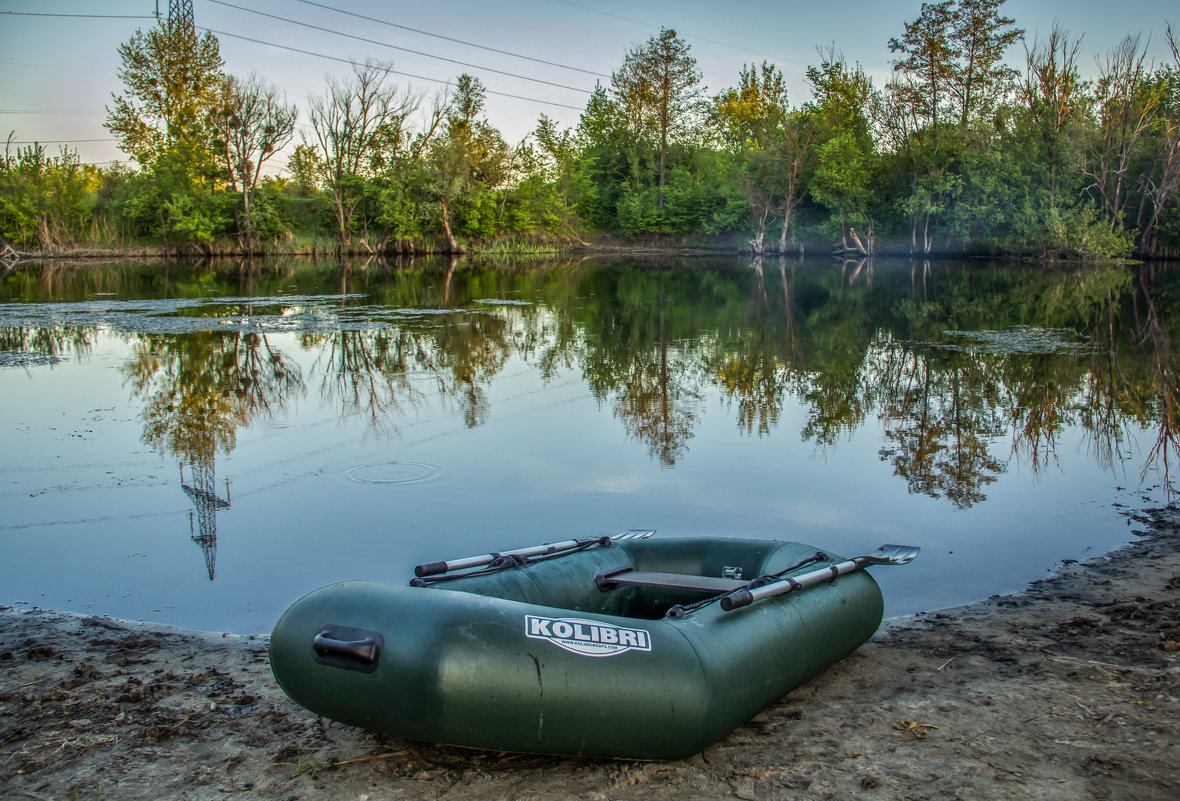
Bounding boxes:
1 0 1176 172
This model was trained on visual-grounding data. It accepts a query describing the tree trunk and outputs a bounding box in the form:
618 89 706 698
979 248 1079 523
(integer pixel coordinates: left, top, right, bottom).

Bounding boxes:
658 130 667 213
750 206 768 254
334 193 350 247
778 203 795 254
848 227 869 255
440 197 458 253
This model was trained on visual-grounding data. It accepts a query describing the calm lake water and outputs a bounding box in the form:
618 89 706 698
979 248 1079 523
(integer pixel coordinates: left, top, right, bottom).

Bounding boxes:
1 256 1176 633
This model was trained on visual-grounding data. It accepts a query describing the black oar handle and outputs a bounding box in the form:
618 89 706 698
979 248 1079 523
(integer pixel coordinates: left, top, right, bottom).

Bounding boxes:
719 590 754 611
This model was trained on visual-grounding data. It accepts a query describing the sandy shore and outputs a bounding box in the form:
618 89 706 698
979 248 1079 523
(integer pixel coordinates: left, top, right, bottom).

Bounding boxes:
3 509 1178 801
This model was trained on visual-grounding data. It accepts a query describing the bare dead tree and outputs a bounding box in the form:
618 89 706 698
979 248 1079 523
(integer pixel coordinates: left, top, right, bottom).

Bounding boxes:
1135 24 1180 255
1085 35 1163 233
209 73 296 247
307 60 420 247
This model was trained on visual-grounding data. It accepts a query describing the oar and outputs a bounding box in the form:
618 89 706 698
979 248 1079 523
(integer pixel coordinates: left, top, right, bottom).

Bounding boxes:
720 544 920 612
413 530 656 578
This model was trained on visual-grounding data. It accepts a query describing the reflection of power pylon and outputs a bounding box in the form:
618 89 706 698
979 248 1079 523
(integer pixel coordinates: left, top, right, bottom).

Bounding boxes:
180 463 230 580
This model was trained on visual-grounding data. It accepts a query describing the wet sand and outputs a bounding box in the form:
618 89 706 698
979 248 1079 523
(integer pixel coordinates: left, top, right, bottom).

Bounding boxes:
2 508 1178 801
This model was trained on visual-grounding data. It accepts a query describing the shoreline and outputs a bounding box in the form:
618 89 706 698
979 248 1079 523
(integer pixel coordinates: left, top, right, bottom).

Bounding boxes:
3 508 1178 800
5 243 1158 266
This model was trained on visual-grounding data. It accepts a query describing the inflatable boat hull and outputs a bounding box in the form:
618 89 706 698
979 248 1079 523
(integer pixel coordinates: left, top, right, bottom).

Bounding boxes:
270 538 883 759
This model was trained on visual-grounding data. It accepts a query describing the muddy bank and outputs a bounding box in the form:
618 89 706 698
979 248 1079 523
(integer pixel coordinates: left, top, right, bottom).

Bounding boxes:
2 509 1178 801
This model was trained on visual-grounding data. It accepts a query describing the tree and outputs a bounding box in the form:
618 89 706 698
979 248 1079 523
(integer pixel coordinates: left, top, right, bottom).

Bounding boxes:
533 114 581 207
1016 24 1088 198
611 28 704 212
105 20 224 179
1134 24 1180 255
806 50 876 252
307 60 419 246
426 74 509 250
1086 35 1163 234
889 1 959 137
208 73 297 246
286 143 326 194
1002 25 1107 258
810 129 875 251
948 0 1023 126
713 62 789 150
714 63 813 253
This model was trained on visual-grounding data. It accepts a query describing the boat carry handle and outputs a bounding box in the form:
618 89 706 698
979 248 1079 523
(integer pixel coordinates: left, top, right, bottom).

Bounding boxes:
312 625 384 673
413 530 656 578
721 544 920 612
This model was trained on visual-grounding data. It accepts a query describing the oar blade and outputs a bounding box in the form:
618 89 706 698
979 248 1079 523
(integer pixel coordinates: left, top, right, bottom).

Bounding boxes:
615 529 656 540
862 544 920 565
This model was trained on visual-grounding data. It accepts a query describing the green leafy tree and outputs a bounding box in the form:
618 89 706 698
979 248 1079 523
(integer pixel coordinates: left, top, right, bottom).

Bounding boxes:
105 20 224 183
811 130 874 249
949 0 1024 126
806 50 876 251
611 28 704 212
426 75 510 249
714 63 813 252
889 1 959 137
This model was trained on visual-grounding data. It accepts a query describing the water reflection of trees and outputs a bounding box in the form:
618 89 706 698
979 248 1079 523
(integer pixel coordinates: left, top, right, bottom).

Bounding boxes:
875 345 1007 508
579 276 709 466
0 325 93 363
5 257 1180 509
122 330 303 578
700 260 1180 506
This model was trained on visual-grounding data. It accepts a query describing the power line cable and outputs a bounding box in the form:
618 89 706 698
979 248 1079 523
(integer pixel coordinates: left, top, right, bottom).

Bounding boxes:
203 27 585 111
203 0 591 95
6 138 116 144
291 0 608 79
1 11 154 20
546 0 807 68
1 110 104 115
0 59 71 70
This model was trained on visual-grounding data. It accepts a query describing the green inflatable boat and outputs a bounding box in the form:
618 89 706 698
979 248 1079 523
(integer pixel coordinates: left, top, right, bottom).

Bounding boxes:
270 533 917 760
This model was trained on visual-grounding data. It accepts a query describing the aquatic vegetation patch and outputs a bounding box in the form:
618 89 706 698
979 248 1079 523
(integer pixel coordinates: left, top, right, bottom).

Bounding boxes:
0 296 487 336
936 326 1091 356
0 351 66 368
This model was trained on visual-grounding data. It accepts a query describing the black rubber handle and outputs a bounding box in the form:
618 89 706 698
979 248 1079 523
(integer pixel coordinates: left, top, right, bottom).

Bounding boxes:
414 561 447 578
313 632 379 663
720 590 754 612
311 625 384 673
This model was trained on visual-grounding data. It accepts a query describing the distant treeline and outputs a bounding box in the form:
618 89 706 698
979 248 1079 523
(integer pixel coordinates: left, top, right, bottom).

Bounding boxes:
2 0 1179 260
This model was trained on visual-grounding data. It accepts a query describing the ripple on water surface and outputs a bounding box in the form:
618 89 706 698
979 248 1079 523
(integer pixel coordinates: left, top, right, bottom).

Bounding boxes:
344 462 440 485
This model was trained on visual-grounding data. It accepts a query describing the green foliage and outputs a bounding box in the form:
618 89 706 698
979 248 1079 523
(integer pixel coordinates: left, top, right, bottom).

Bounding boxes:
105 20 224 178
246 185 293 242
0 144 95 248
8 4 1178 258
162 192 232 248
810 131 873 226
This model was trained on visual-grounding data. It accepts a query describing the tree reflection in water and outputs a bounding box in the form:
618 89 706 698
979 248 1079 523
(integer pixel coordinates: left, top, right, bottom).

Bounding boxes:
123 328 303 578
3 257 1179 523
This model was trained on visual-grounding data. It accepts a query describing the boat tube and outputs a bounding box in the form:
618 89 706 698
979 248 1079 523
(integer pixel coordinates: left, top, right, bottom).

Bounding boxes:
270 535 916 759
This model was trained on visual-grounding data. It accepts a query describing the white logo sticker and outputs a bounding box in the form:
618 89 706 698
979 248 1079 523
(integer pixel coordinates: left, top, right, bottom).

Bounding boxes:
525 615 652 657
